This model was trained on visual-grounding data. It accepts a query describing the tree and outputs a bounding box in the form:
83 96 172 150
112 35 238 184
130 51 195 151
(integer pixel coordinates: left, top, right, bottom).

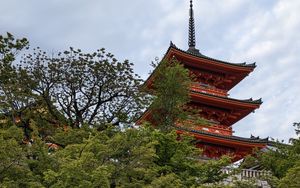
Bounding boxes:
0 33 34 124
149 58 209 132
0 32 28 64
0 126 45 187
42 126 229 187
259 123 300 178
42 126 157 187
243 122 300 187
0 33 230 187
150 128 229 186
23 47 149 128
278 163 300 188
149 58 191 132
21 47 65 125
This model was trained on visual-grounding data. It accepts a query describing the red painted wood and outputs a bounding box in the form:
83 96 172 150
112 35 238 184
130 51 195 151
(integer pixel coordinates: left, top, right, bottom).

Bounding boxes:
137 46 264 162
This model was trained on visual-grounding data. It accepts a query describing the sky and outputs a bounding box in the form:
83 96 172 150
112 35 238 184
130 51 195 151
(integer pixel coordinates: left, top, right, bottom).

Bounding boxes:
0 0 299 142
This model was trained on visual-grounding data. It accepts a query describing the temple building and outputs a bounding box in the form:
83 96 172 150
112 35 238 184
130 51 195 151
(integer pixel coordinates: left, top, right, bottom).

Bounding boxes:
137 0 269 162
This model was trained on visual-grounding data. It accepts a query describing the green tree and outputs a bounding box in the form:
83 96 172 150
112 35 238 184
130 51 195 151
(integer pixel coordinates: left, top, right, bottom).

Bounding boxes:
248 122 300 187
151 128 229 186
149 58 209 132
0 126 45 187
278 163 300 188
43 126 156 187
23 47 148 129
150 58 191 132
43 126 229 188
0 33 35 124
0 32 28 64
0 33 230 187
259 123 300 179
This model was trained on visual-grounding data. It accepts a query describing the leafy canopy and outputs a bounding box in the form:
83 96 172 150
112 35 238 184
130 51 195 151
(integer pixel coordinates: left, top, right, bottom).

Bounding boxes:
150 58 191 132
0 32 229 187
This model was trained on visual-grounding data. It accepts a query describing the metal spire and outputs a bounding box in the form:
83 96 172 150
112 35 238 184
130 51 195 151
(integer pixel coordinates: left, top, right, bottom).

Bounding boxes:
189 0 195 48
187 0 200 55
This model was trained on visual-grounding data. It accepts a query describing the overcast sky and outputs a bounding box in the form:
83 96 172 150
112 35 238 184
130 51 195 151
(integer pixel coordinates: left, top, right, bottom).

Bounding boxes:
0 0 299 141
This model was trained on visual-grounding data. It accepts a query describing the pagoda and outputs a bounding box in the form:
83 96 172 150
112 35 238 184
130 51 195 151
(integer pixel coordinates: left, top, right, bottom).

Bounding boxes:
137 0 268 162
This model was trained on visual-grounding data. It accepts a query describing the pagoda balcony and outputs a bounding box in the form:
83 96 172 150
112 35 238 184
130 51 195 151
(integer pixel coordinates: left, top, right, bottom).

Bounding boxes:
177 120 233 136
193 125 233 136
190 83 228 97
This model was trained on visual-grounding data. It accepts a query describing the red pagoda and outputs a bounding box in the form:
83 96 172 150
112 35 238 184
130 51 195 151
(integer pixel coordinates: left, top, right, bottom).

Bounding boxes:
137 0 268 162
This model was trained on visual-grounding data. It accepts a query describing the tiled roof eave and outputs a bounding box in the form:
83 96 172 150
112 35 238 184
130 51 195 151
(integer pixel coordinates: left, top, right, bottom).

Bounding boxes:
169 42 256 68
142 42 256 89
190 90 263 105
177 126 269 144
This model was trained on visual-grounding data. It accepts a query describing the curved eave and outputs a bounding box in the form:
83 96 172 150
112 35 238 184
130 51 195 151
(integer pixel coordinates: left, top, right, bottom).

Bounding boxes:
190 91 262 109
190 91 262 126
177 127 267 148
166 46 255 74
167 45 256 90
136 92 262 126
143 43 256 91
135 108 152 125
168 43 256 69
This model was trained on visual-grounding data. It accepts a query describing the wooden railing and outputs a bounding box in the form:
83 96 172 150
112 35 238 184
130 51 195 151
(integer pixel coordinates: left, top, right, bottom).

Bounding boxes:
178 119 233 135
220 168 272 188
190 83 228 97
221 168 272 179
194 125 232 136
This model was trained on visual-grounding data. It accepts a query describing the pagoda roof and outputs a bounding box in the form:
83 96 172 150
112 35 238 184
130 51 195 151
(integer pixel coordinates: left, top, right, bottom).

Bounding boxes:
169 42 256 68
144 43 257 91
190 90 263 106
136 91 262 126
177 126 271 162
190 91 262 126
178 126 268 144
177 126 268 149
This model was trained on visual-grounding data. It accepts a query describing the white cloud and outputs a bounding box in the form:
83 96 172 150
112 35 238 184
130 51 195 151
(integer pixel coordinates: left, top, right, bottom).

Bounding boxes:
227 0 300 141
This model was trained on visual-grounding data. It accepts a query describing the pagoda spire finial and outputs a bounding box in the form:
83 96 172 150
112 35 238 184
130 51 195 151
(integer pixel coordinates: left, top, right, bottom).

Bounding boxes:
187 0 201 55
189 0 195 48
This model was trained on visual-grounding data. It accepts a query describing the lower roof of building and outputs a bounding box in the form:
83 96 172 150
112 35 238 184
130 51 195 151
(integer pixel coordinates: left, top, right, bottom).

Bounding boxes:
190 90 263 105
176 126 269 144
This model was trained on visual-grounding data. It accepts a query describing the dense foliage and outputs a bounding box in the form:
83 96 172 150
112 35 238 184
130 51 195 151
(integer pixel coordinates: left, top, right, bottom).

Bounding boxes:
0 124 231 187
1 33 148 132
2 33 299 188
21 47 148 129
149 59 191 132
0 33 33 118
0 33 230 187
149 58 208 132
240 122 300 188
260 122 300 187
